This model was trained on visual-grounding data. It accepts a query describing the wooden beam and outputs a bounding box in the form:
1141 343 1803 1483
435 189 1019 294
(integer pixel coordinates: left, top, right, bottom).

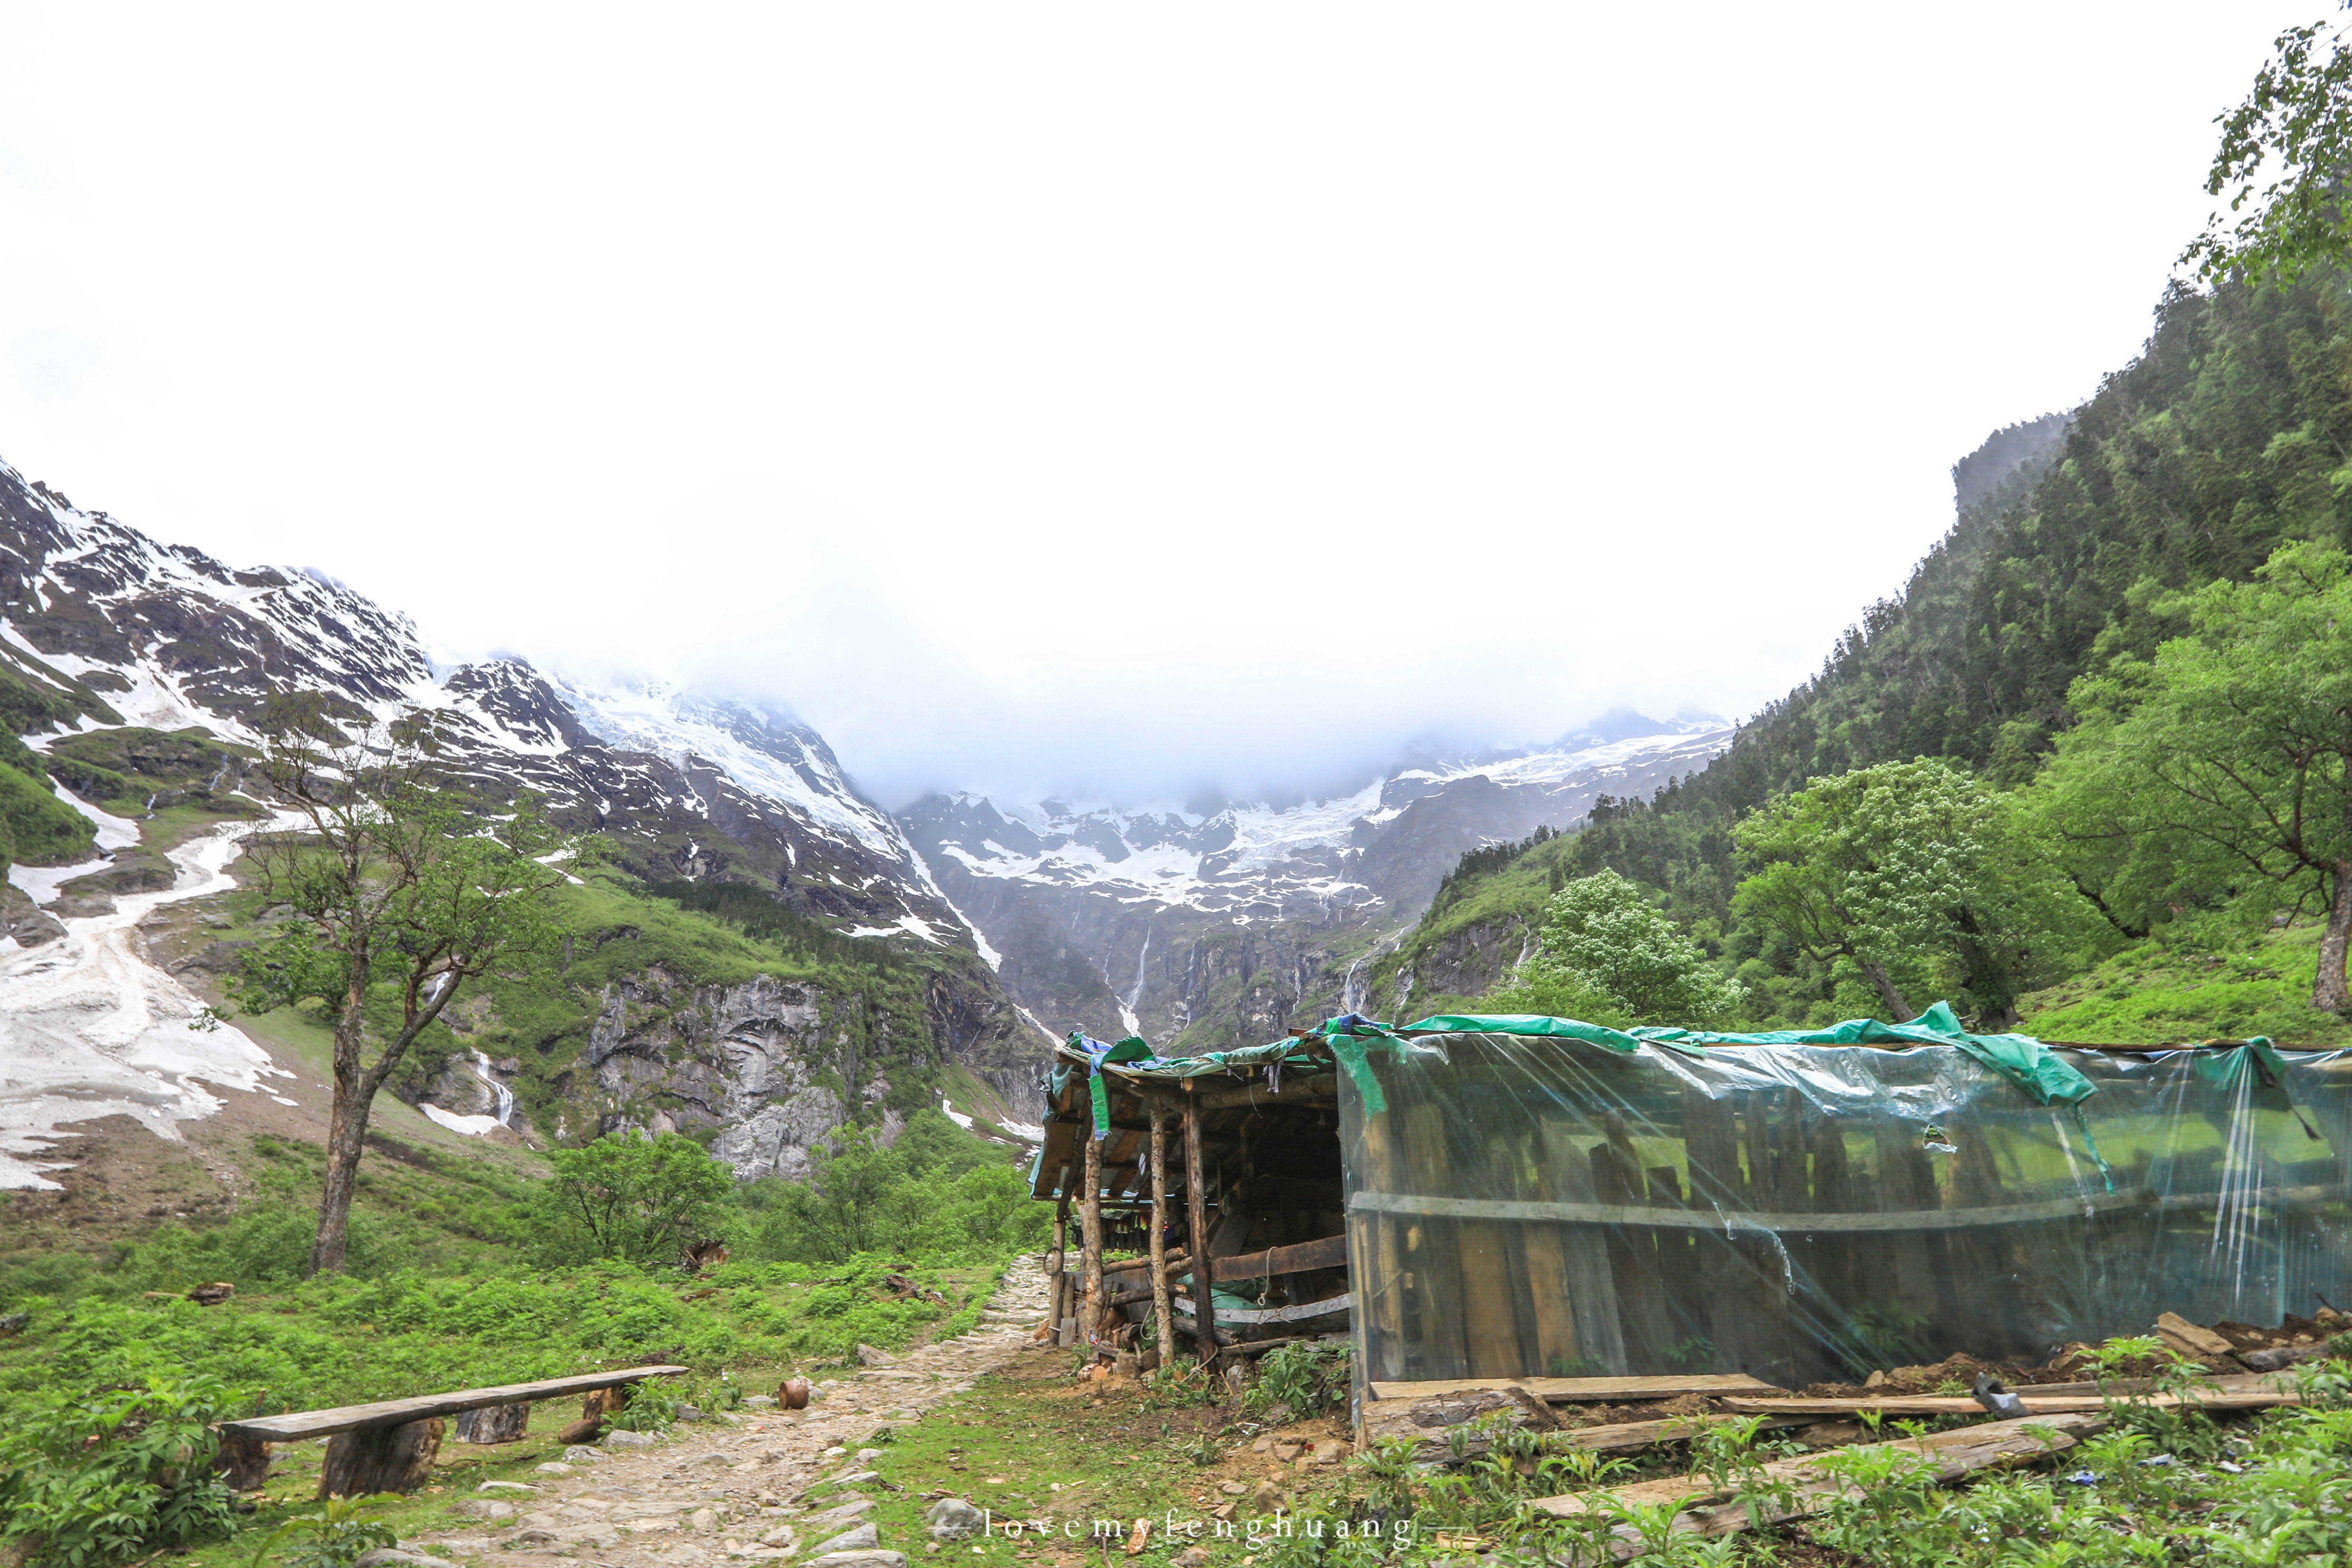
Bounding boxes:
1184 1099 1217 1370
1721 1381 2305 1418
219 1367 688 1443
1368 1374 1781 1405
1172 1293 1353 1328
1348 1183 2351 1233
1149 1107 1176 1370
1210 1232 1348 1283
1197 1073 1339 1111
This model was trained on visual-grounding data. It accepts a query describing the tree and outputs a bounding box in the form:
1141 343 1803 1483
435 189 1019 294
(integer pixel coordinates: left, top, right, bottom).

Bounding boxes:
1492 869 1745 1026
1731 759 2093 1026
536 1131 739 1264
224 695 584 1276
2185 7 2352 286
2035 541 2352 1014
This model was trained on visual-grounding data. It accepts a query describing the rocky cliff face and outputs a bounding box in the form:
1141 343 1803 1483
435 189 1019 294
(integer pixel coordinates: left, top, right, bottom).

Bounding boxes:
0 453 1046 1163
901 720 1731 1050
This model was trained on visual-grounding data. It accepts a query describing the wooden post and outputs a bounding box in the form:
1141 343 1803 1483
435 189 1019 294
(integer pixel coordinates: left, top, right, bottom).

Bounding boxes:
1681 1088 1755 1376
1149 1104 1177 1369
1081 1127 1105 1350
215 1431 272 1491
1051 1195 1072 1341
318 1418 443 1497
1184 1099 1218 1369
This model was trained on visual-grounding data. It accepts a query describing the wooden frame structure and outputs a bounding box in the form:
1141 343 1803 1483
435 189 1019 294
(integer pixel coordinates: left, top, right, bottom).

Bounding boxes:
1032 1045 1350 1374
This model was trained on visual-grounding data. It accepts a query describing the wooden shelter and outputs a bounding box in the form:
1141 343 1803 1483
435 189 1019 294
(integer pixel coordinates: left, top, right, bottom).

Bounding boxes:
1032 1014 2352 1420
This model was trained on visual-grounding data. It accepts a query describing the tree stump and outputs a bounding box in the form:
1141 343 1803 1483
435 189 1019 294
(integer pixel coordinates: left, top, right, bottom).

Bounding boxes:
317 1417 443 1497
215 1430 273 1491
455 1402 530 1443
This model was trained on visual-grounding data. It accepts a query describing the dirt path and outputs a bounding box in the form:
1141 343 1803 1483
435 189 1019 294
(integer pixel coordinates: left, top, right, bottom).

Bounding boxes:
414 1257 1055 1568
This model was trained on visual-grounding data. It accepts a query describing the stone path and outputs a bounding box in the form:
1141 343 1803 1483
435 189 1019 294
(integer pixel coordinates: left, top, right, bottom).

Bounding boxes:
413 1258 1054 1568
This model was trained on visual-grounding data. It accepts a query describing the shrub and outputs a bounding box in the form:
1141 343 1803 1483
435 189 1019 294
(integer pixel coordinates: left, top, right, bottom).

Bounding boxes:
0 1373 243 1568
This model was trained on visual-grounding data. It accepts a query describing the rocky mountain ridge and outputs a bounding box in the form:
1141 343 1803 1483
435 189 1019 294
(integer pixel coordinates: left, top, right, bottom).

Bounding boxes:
899 718 1731 1048
0 454 1040 1180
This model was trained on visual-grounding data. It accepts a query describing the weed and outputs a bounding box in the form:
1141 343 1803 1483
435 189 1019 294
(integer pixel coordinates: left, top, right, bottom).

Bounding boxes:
246 1494 397 1568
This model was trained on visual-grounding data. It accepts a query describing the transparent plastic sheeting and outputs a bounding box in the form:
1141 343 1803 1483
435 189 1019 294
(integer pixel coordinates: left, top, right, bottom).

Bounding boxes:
1338 1032 2351 1391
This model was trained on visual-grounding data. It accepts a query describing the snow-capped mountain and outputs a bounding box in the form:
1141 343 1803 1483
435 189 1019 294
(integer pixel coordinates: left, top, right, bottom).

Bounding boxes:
0 456 958 937
899 719 1731 1048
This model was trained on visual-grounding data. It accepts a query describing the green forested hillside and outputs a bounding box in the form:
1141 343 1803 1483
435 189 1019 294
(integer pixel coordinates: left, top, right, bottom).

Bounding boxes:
1396 269 2352 1039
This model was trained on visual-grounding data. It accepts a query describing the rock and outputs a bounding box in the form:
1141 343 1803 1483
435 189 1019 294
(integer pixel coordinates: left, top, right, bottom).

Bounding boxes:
1270 1440 1304 1463
857 1344 898 1367
509 1530 557 1547
453 1500 515 1520
1174 1550 1211 1568
479 1481 538 1493
744 1395 778 1410
692 1510 718 1532
760 1526 800 1549
1217 1481 1247 1497
1312 1440 1349 1465
806 1500 877 1533
2155 1312 2237 1361
562 1447 605 1463
855 1448 884 1461
811 1522 880 1555
827 1470 881 1487
1862 1370 1888 1389
1250 1436 1272 1454
352 1553 466 1568
187 1282 236 1306
533 1463 573 1476
605 1429 659 1448
806 1553 906 1568
678 1405 707 1423
0 1311 29 1336
925 1499 985 1543
1259 1403 1295 1427
1246 1482 1285 1515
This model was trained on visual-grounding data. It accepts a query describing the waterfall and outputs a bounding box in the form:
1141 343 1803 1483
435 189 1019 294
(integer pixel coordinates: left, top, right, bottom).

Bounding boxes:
1341 955 1366 1015
1125 929 1152 1015
471 1049 516 1127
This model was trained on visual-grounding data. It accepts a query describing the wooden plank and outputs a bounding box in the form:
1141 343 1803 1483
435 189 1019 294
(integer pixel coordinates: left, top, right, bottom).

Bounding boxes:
1530 1409 2110 1559
1348 1186 2174 1231
1458 1141 1526 1378
1722 1385 2305 1417
220 1366 689 1443
1536 1115 1625 1374
1369 1373 1781 1404
1353 1093 1408 1383
1211 1232 1349 1283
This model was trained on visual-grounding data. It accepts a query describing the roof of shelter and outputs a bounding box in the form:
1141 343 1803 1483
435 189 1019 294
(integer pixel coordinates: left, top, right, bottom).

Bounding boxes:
1027 1006 2296 1203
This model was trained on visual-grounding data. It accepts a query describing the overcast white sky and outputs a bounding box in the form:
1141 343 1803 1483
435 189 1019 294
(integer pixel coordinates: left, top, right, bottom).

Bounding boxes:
0 3 2319 806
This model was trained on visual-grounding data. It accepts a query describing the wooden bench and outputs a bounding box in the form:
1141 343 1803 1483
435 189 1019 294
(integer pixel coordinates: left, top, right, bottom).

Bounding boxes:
217 1365 688 1496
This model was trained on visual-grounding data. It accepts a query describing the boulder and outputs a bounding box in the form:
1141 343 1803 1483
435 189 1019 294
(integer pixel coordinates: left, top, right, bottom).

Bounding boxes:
925 1499 984 1543
857 1344 898 1367
605 1429 659 1448
806 1553 907 1568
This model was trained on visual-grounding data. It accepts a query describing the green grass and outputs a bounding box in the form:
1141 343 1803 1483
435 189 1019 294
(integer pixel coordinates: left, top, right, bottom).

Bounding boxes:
2017 920 2352 1047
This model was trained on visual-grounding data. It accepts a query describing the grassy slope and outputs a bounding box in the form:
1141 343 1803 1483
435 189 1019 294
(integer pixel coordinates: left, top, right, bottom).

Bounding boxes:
2016 920 2352 1048
1364 836 1578 1019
